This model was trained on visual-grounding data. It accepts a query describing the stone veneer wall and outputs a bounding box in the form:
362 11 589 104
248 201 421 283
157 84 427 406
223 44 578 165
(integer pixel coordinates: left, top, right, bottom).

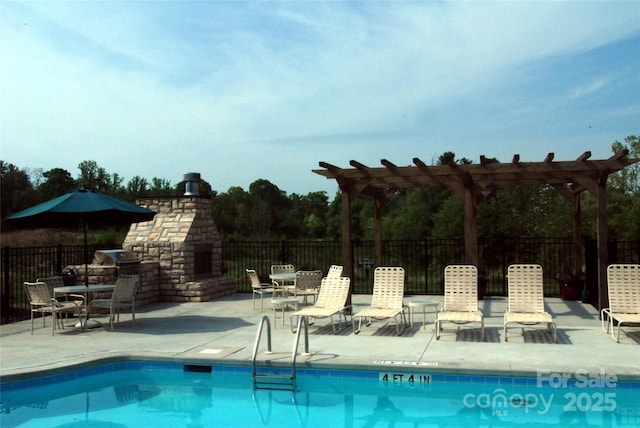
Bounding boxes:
123 196 236 302
64 262 159 307
65 265 117 286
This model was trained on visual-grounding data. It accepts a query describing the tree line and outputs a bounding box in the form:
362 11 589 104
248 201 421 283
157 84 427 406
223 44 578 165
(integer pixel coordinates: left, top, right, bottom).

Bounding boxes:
2 136 638 244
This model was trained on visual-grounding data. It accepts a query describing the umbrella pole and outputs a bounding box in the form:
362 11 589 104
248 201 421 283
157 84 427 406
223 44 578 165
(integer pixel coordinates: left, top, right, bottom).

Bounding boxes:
83 216 89 286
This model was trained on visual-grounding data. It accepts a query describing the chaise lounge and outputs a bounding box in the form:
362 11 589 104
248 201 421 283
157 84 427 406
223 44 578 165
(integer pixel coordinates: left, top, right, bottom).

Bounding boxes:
435 265 484 340
504 264 557 343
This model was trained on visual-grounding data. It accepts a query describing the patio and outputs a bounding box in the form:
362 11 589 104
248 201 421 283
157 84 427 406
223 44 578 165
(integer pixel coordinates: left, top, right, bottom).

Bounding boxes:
1 294 639 382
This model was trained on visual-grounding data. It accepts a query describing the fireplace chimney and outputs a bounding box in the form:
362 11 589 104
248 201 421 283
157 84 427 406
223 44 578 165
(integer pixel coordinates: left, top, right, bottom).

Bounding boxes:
183 172 201 196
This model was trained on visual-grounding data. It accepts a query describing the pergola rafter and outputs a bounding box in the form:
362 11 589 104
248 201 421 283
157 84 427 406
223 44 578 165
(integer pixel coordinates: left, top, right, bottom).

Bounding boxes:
314 150 639 310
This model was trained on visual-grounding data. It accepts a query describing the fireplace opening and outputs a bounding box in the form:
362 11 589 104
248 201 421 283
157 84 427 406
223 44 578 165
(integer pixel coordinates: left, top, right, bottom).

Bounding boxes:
194 244 213 279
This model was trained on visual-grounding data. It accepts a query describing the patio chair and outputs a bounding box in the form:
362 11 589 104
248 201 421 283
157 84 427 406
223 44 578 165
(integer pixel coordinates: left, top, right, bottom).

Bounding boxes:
23 281 82 335
87 275 138 330
271 264 296 293
601 264 640 342
435 265 484 340
36 275 65 294
247 269 275 311
37 275 85 322
504 264 557 343
353 266 407 336
290 276 352 334
293 270 323 305
326 265 343 279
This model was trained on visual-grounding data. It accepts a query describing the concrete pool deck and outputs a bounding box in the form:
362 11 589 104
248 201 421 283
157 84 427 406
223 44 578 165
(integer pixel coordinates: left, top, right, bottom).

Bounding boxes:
1 294 639 381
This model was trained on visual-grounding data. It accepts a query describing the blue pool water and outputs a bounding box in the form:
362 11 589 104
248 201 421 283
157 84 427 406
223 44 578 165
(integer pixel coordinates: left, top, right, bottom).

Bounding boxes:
1 361 638 427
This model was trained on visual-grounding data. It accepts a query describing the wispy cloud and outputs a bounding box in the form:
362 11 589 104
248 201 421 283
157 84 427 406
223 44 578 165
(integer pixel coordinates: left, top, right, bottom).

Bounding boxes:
569 78 610 100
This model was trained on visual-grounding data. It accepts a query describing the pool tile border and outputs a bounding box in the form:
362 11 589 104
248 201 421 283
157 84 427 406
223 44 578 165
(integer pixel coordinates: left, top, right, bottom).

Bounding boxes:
2 360 638 392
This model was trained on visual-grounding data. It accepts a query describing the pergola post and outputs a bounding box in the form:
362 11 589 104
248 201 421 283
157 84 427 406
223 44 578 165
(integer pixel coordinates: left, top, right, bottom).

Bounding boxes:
341 188 353 308
596 176 609 311
463 186 478 266
572 193 583 277
374 198 383 265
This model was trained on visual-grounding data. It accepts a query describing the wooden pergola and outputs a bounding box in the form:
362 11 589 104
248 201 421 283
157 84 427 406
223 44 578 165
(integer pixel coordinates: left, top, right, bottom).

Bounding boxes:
314 150 638 310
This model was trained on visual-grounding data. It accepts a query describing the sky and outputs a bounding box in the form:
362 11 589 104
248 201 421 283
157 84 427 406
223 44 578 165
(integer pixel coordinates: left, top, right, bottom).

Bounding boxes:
2 1 639 197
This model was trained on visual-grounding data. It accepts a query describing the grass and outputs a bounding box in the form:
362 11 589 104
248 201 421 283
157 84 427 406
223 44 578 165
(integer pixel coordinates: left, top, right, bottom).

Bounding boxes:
0 228 126 248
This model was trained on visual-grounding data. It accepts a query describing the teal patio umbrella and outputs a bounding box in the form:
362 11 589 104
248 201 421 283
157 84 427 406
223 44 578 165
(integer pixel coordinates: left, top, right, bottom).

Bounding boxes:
5 186 156 284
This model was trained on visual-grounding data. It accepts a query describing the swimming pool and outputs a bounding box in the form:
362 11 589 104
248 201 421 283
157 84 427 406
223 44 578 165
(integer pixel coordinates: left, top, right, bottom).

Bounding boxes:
1 361 638 427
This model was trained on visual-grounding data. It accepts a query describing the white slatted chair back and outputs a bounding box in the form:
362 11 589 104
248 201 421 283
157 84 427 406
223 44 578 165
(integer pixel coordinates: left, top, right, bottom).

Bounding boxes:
607 264 640 314
370 267 405 310
271 264 295 275
507 264 545 314
444 265 479 312
326 265 343 278
314 276 351 309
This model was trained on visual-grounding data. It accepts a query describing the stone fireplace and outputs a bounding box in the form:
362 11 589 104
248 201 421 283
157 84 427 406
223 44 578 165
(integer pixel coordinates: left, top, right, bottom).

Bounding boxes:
122 173 236 302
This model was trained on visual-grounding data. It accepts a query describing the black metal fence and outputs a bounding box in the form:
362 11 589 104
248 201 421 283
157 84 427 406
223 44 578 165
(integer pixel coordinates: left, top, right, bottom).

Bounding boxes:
1 244 105 324
2 238 638 324
226 238 639 296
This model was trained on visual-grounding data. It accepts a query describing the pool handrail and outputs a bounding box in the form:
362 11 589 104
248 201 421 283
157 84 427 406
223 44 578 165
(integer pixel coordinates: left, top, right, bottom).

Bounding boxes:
291 315 310 388
251 315 273 380
252 314 310 391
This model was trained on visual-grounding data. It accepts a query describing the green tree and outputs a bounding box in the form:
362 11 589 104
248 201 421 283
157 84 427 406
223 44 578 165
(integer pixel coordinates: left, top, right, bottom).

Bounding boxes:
300 191 329 238
384 151 471 240
281 193 305 238
321 190 372 241
607 135 640 239
110 173 126 199
212 186 252 240
350 196 374 241
149 177 174 196
325 191 343 240
1 161 36 223
37 168 76 200
477 185 571 238
248 179 290 239
431 195 463 238
77 160 111 193
127 176 149 198
384 188 451 239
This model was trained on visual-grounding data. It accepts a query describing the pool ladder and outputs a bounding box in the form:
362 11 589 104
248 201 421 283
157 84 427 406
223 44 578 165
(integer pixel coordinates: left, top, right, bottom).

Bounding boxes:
251 315 309 391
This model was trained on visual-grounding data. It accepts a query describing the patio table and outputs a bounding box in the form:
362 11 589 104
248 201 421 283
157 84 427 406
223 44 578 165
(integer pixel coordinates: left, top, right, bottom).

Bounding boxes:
269 273 296 296
54 284 115 329
407 300 439 330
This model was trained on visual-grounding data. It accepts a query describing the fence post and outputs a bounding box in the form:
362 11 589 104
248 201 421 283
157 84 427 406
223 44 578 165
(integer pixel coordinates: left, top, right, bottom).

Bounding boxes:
423 239 429 294
56 243 63 275
280 239 286 264
501 237 507 295
2 248 10 324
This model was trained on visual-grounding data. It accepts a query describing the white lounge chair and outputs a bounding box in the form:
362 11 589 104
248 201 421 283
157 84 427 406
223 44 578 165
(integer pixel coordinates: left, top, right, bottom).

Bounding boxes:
87 275 138 330
247 269 275 311
353 267 407 336
290 276 351 334
326 265 343 278
436 265 484 340
23 281 82 335
504 264 557 343
601 264 640 342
